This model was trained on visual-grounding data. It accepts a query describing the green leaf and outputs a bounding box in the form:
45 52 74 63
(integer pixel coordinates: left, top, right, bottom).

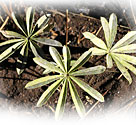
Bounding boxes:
49 46 65 72
43 24 53 33
70 65 106 76
0 41 24 63
112 55 132 84
63 45 71 72
69 50 92 73
16 41 28 75
113 53 136 65
37 79 63 107
35 14 50 29
70 60 76 66
26 7 35 35
111 44 136 53
69 78 85 117
32 37 62 47
101 17 110 47
30 41 45 58
70 76 104 102
43 69 52 75
25 75 62 89
0 39 23 47
111 31 136 50
55 80 68 120
90 47 107 55
116 57 136 76
42 62 58 74
20 42 28 59
106 54 113 68
109 13 117 47
1 31 25 38
12 12 27 36
42 60 75 75
83 32 107 50
33 57 63 74
32 24 49 37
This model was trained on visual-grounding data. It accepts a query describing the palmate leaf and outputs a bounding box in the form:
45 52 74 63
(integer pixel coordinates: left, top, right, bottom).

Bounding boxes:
49 47 65 72
70 66 105 76
83 32 107 50
69 49 92 73
26 45 105 119
37 78 63 107
63 45 71 72
69 78 85 117
25 75 62 89
112 55 132 84
109 13 117 47
0 41 24 62
0 39 23 46
33 57 63 74
55 79 68 120
32 37 62 47
83 13 136 84
26 7 35 35
101 17 110 47
111 31 136 50
1 31 25 38
0 6 62 76
70 76 104 102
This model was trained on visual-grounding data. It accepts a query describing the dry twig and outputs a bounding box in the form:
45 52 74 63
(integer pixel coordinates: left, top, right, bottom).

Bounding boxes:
66 9 69 46
0 16 9 31
115 96 136 113
0 0 12 18
84 90 109 118
45 9 66 17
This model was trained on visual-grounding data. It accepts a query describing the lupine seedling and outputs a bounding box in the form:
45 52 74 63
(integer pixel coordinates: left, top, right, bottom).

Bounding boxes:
25 46 105 119
83 13 136 84
0 7 62 75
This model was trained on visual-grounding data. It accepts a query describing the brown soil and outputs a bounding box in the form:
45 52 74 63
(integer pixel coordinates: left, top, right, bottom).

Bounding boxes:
0 4 136 119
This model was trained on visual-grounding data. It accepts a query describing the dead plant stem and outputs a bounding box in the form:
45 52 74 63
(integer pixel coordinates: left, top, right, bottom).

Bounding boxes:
66 9 69 46
84 90 109 118
0 16 9 31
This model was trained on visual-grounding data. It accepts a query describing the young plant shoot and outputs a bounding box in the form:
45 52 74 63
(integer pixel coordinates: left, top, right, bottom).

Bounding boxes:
0 7 62 75
83 13 136 84
25 46 105 119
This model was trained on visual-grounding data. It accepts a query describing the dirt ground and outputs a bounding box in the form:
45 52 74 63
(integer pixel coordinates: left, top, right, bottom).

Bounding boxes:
0 4 136 119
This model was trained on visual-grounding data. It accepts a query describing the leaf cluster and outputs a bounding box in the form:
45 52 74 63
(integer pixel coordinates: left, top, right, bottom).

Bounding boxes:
25 46 105 119
1 7 136 119
0 7 62 75
83 13 136 84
